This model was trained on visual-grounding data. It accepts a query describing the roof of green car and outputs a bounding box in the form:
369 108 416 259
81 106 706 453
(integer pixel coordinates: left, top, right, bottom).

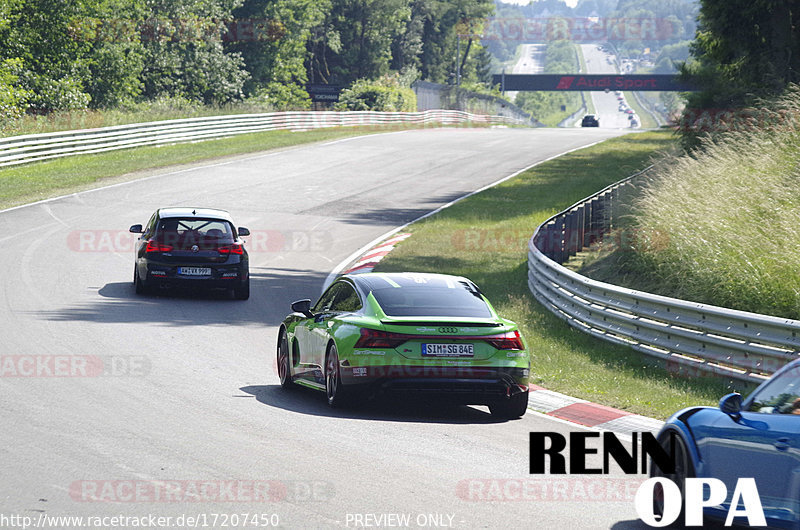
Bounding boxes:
343 272 478 291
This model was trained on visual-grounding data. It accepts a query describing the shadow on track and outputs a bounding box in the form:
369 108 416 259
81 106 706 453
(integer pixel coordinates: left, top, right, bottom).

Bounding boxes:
31 268 327 326
240 384 515 425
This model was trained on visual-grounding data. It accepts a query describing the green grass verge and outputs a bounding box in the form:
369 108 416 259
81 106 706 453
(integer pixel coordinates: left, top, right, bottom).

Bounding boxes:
373 130 742 419
0 125 426 210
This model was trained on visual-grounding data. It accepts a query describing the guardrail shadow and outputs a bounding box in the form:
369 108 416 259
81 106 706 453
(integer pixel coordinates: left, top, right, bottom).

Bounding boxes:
240 384 507 424
30 267 327 326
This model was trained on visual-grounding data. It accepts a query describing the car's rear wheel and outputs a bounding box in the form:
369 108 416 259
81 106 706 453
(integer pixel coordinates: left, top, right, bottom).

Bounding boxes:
233 278 249 300
277 328 293 389
489 390 528 419
325 343 349 408
651 432 693 526
133 265 149 295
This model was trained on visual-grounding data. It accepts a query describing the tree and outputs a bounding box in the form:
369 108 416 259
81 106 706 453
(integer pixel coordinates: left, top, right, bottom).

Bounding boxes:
228 0 327 108
309 0 410 85
140 0 249 104
683 0 800 109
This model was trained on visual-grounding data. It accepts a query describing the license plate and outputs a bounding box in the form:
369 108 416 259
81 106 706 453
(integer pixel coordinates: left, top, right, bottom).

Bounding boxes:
421 343 474 357
178 267 211 276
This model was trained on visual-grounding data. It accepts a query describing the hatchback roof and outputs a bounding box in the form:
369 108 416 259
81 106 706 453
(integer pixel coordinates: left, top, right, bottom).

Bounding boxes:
157 208 233 221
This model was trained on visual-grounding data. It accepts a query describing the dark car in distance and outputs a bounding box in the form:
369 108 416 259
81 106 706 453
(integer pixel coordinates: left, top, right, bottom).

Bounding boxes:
130 207 250 299
581 114 599 127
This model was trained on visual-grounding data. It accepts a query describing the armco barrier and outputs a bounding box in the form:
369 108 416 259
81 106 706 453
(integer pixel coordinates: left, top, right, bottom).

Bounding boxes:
527 168 800 385
0 110 521 167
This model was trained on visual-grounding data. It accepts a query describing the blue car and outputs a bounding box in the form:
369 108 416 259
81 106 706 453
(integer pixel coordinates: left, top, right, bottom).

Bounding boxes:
652 359 800 528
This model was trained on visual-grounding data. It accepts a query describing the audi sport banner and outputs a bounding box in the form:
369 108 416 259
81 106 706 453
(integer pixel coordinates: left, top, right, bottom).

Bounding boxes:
492 74 697 92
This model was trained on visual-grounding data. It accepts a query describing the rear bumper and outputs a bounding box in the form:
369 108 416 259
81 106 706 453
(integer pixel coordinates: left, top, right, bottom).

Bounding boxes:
144 262 248 289
342 365 529 404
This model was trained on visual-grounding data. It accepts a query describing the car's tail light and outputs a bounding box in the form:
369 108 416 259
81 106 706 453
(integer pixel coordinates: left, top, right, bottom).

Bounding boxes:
354 328 408 349
483 330 524 350
145 240 173 253
218 244 244 255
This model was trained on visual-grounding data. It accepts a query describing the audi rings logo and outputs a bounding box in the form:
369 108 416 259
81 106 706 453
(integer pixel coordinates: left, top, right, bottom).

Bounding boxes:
438 327 458 334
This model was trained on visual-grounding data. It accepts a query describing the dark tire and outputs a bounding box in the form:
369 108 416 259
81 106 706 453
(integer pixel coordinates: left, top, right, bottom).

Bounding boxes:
651 432 693 527
134 266 149 295
325 343 349 408
277 328 293 389
489 390 529 419
234 278 250 300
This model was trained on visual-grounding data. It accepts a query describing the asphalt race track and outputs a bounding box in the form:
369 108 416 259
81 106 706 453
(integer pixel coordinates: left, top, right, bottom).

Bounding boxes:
0 127 654 529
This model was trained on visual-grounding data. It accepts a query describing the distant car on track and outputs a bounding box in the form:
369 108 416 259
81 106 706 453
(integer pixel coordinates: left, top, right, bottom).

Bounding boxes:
130 207 250 299
277 272 531 418
651 359 800 527
581 114 600 127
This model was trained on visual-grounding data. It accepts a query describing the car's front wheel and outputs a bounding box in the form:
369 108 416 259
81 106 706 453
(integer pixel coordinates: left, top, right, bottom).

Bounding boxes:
325 343 349 408
277 328 293 389
651 432 694 526
489 390 529 419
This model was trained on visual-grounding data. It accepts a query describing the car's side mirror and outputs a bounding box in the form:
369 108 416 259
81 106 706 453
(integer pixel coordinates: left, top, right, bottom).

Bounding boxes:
238 227 250 237
719 393 742 418
129 224 143 234
291 299 314 318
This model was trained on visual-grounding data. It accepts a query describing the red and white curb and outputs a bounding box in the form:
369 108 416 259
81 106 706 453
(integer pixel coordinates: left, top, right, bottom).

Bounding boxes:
341 233 412 274
527 384 664 434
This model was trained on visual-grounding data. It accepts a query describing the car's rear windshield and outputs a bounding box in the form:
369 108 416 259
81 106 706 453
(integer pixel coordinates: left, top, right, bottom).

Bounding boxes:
371 285 493 317
155 217 235 242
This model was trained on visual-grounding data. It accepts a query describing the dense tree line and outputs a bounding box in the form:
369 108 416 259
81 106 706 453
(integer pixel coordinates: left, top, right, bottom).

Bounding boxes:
0 0 494 119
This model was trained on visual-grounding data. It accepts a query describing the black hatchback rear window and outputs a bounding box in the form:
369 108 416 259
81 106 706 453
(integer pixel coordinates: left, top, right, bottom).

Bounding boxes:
371 285 492 317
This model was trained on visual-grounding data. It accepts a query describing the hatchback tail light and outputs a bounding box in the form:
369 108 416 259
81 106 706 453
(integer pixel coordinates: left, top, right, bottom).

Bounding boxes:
218 244 244 255
145 240 173 253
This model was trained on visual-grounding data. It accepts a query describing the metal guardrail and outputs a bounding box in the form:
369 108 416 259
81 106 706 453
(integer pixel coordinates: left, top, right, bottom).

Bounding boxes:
0 110 520 167
527 168 800 385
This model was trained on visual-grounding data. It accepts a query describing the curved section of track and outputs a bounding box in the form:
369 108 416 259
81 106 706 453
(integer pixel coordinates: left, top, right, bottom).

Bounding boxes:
0 127 647 528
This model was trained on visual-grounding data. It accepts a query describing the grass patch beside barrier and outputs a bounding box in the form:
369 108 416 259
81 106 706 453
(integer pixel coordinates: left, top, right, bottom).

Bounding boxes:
0 125 432 210
374 130 742 419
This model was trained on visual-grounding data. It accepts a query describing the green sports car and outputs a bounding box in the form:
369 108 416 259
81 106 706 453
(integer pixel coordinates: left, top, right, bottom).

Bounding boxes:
276 272 531 418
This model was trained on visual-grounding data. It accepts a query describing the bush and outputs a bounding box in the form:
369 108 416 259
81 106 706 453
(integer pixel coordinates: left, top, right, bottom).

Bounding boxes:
0 59 30 128
22 73 91 112
336 74 416 112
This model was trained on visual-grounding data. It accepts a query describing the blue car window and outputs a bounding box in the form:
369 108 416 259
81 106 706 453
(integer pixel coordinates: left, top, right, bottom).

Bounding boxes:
747 366 800 414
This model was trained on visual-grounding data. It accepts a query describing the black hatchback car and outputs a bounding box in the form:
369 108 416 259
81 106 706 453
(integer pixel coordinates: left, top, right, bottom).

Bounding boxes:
130 208 250 299
581 114 600 127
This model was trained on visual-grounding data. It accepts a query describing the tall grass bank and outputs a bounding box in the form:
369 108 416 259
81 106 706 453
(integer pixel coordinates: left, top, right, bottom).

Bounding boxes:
617 89 800 319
